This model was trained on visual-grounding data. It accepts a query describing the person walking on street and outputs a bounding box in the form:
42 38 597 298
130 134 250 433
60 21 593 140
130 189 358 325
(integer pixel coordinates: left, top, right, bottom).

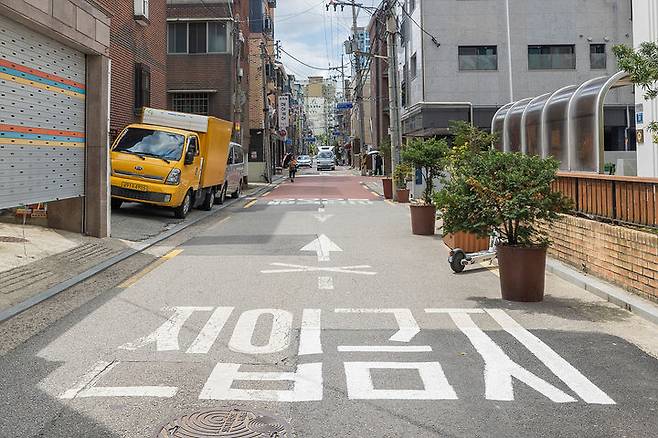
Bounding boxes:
375 153 383 176
289 155 298 182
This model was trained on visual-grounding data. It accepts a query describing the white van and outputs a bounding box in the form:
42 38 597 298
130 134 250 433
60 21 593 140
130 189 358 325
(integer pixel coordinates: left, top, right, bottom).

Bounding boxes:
216 142 245 203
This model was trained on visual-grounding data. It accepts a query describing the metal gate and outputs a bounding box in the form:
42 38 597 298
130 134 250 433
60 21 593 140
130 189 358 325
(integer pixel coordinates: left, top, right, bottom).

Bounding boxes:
0 15 86 209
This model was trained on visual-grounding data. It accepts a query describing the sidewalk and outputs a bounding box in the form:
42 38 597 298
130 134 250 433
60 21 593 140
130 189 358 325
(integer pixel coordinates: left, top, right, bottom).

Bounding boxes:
0 182 273 320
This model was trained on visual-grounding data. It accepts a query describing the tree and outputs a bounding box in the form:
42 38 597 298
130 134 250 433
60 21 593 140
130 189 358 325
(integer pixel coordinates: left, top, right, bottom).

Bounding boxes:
613 42 658 141
401 138 449 204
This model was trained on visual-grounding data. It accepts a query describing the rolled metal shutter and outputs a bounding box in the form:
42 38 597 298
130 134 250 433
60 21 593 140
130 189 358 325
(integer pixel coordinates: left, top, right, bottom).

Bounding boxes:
0 15 86 209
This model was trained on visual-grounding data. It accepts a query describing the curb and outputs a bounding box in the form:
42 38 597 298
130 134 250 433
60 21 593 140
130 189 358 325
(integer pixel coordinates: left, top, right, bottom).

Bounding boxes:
546 258 658 326
0 179 282 323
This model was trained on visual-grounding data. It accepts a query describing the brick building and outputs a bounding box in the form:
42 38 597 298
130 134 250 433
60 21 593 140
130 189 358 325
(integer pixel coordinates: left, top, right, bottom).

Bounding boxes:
108 0 168 139
247 0 276 181
166 0 250 148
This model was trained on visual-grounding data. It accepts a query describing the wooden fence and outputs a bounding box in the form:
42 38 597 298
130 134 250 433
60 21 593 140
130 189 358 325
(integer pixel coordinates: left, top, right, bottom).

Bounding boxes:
553 172 658 228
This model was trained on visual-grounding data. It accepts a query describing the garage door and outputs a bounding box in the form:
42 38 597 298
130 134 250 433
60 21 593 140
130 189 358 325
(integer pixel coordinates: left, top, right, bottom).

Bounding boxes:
0 14 86 209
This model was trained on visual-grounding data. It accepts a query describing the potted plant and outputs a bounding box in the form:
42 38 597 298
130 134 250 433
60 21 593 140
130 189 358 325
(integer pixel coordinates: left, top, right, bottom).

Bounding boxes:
392 163 413 203
435 150 571 302
442 121 498 252
401 138 449 235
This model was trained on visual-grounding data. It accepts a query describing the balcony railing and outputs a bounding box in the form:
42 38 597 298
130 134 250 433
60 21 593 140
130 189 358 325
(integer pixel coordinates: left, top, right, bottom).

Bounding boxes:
553 172 658 228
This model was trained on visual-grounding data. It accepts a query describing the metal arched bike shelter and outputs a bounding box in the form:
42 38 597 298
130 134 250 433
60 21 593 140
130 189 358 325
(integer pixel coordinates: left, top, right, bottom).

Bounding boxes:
491 71 633 173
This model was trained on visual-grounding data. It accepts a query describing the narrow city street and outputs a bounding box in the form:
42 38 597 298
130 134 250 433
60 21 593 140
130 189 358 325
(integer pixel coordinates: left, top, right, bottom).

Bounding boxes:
1 169 657 437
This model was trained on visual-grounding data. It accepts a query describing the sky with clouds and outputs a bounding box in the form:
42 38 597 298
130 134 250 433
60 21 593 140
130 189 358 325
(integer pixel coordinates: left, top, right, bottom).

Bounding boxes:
275 0 382 81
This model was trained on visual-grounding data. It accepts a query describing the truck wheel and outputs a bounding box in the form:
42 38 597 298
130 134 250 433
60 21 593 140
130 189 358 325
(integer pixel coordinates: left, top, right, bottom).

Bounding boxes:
174 191 192 219
231 182 242 199
200 188 214 211
111 199 123 210
214 184 227 205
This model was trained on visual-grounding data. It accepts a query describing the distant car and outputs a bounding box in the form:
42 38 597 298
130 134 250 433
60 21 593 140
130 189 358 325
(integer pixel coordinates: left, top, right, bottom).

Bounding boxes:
316 151 335 171
297 155 312 168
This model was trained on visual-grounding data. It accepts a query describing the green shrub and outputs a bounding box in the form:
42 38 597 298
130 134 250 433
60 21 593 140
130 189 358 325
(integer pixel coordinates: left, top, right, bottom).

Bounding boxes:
434 150 572 246
401 138 449 204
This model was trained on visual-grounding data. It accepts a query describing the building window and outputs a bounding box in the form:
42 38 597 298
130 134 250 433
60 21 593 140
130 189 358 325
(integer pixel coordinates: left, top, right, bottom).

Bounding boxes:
168 23 187 54
170 92 210 115
590 44 607 69
528 45 576 70
134 63 151 114
410 53 417 78
458 46 498 71
167 22 231 54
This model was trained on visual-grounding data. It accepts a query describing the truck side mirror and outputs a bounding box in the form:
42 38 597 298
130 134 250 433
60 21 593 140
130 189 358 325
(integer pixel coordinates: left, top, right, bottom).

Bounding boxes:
184 146 196 165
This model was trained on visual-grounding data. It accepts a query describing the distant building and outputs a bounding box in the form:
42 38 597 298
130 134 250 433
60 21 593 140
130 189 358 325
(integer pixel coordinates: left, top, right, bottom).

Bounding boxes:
398 0 635 158
303 77 337 144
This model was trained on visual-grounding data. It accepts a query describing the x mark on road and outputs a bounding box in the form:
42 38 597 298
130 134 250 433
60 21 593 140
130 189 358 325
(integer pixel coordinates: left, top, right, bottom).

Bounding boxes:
261 263 377 276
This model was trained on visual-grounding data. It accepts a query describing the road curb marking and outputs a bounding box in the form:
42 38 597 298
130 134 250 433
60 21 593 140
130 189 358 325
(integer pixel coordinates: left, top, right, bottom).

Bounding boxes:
118 249 183 289
243 199 258 209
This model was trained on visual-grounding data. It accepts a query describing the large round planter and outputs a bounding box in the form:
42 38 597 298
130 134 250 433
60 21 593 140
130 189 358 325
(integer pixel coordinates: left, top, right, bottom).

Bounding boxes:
382 178 393 199
410 205 436 235
497 244 547 302
396 188 410 203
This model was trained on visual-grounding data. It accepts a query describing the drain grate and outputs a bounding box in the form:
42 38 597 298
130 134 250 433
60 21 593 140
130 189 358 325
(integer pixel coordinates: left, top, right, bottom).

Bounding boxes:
0 236 29 243
157 408 290 437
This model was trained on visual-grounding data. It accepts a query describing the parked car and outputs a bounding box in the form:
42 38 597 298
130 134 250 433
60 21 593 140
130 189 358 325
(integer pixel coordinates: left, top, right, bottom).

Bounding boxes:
225 142 245 200
316 151 336 171
297 155 312 168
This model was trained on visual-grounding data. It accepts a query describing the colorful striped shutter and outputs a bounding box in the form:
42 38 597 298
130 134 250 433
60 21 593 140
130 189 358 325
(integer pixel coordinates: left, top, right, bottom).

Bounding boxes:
0 15 86 209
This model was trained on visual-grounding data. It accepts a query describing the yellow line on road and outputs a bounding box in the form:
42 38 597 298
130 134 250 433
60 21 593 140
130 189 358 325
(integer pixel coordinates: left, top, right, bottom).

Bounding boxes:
118 249 183 289
244 199 258 209
385 199 395 206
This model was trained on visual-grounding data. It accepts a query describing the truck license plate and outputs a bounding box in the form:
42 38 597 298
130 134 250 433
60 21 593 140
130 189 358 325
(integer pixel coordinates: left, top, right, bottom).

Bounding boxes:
122 182 148 192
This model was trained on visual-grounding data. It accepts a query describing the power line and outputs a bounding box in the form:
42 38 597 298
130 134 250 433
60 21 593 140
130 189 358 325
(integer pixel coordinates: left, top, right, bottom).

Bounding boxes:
280 47 340 71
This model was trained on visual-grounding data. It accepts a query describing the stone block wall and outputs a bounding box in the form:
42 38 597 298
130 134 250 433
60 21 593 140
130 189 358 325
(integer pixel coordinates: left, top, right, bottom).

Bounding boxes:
539 215 658 303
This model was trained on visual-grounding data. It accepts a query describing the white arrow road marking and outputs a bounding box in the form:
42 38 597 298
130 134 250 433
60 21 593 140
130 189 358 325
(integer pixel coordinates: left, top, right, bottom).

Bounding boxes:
301 234 342 262
261 263 376 276
313 214 334 223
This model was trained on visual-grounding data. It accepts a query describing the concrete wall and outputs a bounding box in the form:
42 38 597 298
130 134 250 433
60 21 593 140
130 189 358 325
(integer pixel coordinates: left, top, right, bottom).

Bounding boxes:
412 0 633 108
538 215 658 303
632 0 658 177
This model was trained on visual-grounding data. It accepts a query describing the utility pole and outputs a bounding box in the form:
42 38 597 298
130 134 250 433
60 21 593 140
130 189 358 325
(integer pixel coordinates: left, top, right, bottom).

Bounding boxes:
260 41 272 182
386 0 402 194
351 1 368 175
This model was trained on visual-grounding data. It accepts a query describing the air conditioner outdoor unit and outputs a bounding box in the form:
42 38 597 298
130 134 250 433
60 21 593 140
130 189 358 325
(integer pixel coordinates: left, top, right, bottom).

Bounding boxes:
134 0 149 26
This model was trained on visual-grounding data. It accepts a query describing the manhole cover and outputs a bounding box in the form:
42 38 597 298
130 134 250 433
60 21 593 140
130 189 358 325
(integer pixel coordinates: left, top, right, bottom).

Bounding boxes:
157 408 291 437
0 236 28 243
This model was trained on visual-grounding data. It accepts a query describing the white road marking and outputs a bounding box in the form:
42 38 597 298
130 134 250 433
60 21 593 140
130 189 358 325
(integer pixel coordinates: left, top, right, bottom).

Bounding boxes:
60 360 115 399
301 234 342 262
344 362 458 400
267 199 373 206
186 307 234 354
338 346 433 352
335 308 420 342
77 386 178 398
313 214 334 223
425 308 485 314
446 310 576 403
261 263 376 276
60 361 178 399
118 306 213 352
485 309 615 404
228 309 293 354
318 276 334 289
298 309 322 355
199 363 323 402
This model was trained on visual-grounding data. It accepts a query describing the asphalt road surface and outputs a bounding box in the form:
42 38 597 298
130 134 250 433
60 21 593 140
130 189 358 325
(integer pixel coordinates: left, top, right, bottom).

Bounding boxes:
1 168 658 437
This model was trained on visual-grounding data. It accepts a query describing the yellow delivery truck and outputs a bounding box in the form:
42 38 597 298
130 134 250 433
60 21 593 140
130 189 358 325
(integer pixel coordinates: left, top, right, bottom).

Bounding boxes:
110 108 234 218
